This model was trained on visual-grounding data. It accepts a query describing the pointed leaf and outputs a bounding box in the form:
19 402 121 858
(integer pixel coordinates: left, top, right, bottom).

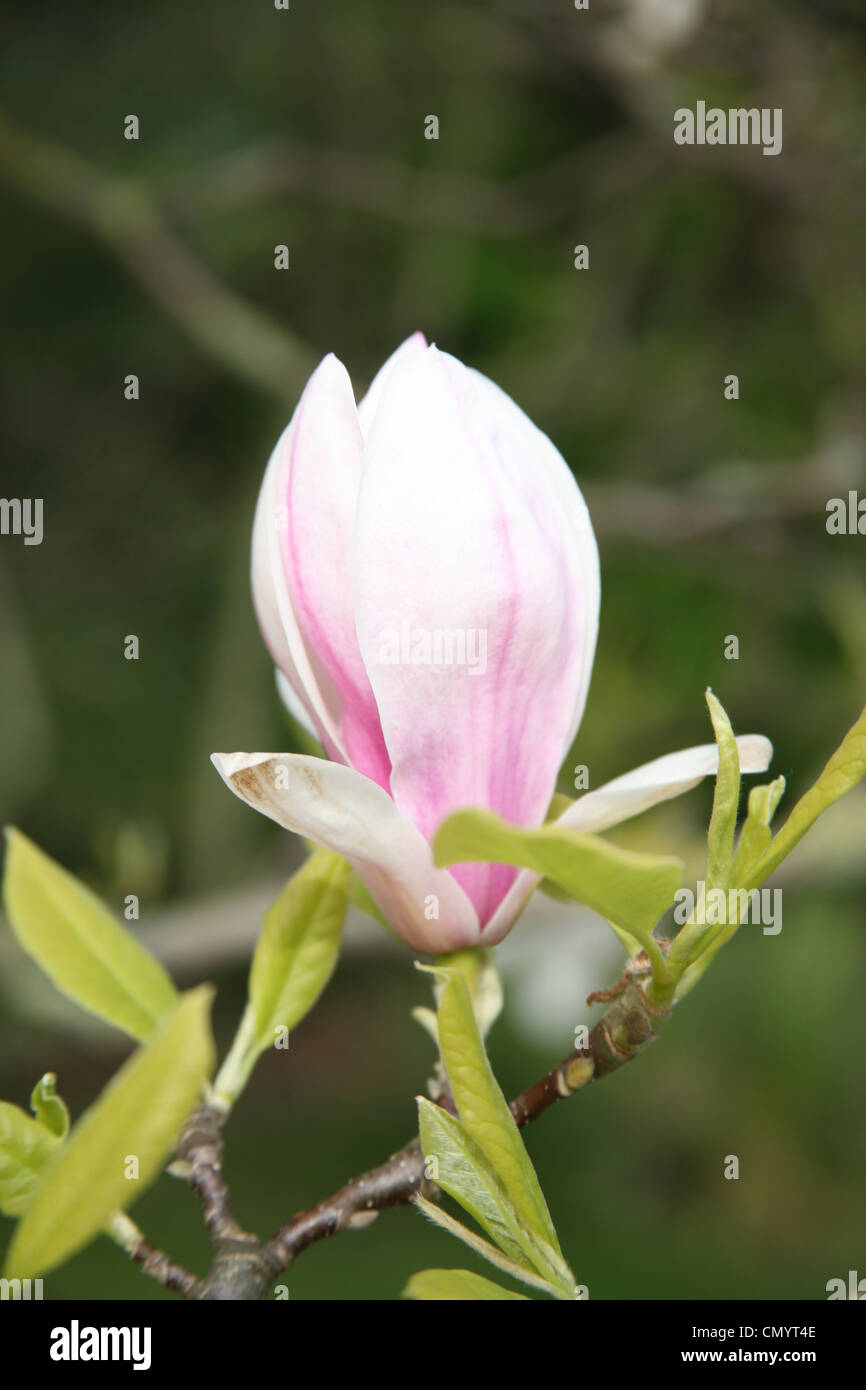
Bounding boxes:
416 1099 572 1292
744 706 866 890
5 986 215 1278
404 1268 529 1301
705 690 740 892
2 828 177 1041
431 968 563 1256
412 1194 562 1296
0 1103 61 1217
731 777 786 884
433 809 682 948
249 849 350 1045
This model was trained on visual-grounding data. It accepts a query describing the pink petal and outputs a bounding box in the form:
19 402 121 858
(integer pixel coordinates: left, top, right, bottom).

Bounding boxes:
354 345 599 926
257 354 391 788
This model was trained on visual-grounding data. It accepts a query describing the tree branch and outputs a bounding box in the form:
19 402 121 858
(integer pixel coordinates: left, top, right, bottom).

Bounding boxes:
175 1103 283 1300
129 971 670 1298
264 975 670 1275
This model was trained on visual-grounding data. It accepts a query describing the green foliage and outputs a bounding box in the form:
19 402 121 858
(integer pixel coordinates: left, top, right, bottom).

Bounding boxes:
248 850 350 1043
731 777 787 884
743 705 866 890
403 1267 529 1301
433 807 681 977
412 965 574 1300
4 986 215 1278
2 828 177 1041
704 689 740 893
213 850 350 1107
29 1073 70 1140
0 1103 61 1218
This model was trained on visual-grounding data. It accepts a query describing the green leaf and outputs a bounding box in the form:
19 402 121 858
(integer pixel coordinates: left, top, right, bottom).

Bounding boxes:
433 948 503 1038
416 1101 572 1293
249 849 350 1046
731 777 786 884
29 1073 70 1139
743 706 866 890
413 1194 561 1295
0 1102 61 1217
705 690 740 892
404 1268 529 1301
433 808 682 954
429 968 563 1258
403 1268 530 1301
213 851 350 1107
2 828 177 1042
5 986 215 1278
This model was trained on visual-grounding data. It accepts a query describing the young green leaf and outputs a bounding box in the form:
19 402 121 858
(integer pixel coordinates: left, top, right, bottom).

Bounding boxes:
403 1268 529 1301
0 1102 62 1217
430 947 503 1038
705 690 740 892
743 706 866 890
213 851 350 1108
432 810 682 953
2 828 177 1041
731 777 786 884
429 968 563 1259
29 1073 70 1140
5 986 215 1278
248 849 350 1045
416 1101 572 1293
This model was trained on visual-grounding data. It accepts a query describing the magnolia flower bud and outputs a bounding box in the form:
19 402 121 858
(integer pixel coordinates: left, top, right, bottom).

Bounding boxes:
214 335 771 951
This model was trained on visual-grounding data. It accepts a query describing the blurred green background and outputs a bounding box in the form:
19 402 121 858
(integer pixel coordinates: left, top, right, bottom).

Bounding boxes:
1 0 864 1299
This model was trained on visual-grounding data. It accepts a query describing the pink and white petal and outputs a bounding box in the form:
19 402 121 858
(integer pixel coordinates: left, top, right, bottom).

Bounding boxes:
355 345 598 926
264 354 392 788
253 410 349 765
282 355 391 788
464 364 600 751
357 332 427 439
211 752 480 953
482 733 774 944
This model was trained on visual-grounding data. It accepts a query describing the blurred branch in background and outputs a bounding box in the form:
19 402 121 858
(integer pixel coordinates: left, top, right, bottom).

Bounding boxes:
0 113 314 403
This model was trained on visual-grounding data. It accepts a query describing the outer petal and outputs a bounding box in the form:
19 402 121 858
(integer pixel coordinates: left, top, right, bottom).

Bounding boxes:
357 331 427 438
355 345 599 926
482 734 774 944
254 354 391 787
211 752 480 953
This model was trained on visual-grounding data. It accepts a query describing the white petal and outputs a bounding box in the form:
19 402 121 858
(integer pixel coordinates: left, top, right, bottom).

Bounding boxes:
357 332 427 438
557 734 774 835
482 734 774 944
211 752 479 953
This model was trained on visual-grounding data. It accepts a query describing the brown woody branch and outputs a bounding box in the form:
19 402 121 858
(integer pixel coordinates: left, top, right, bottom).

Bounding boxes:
129 975 670 1298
